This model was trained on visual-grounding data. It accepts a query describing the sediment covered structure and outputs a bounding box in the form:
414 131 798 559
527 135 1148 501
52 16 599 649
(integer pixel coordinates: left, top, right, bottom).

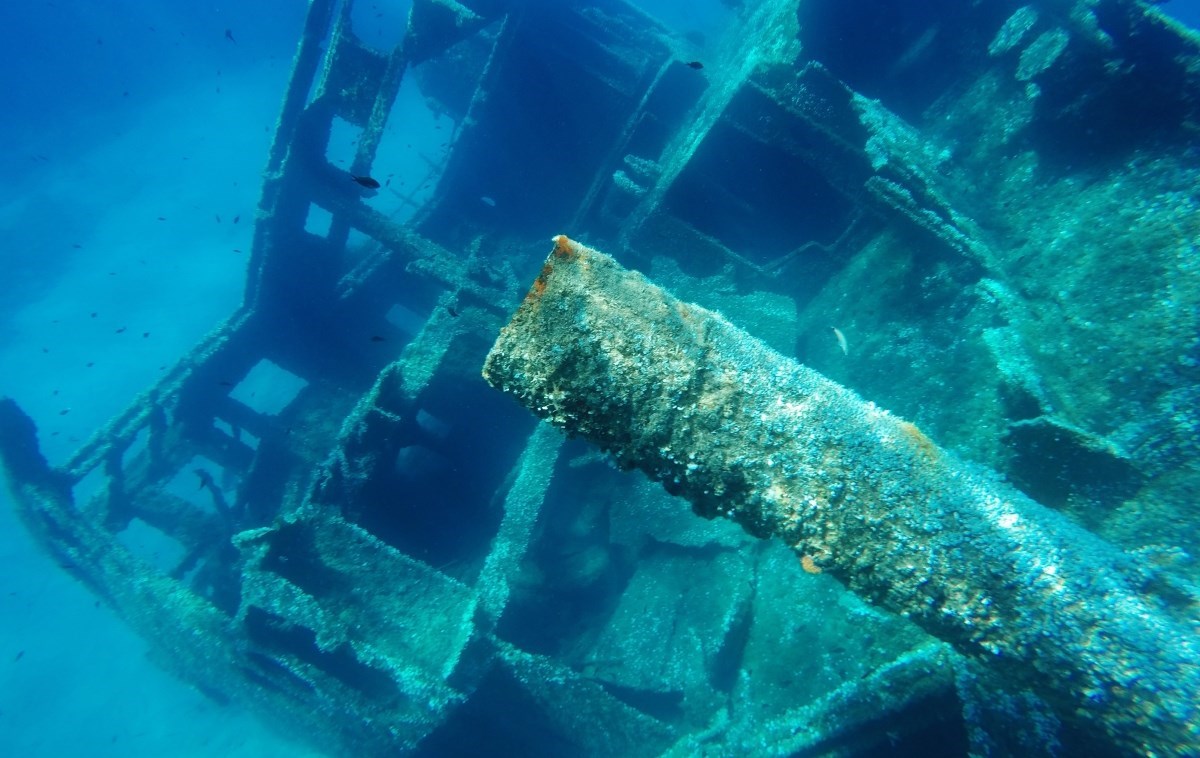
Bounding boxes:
2 0 1198 755
484 235 1199 755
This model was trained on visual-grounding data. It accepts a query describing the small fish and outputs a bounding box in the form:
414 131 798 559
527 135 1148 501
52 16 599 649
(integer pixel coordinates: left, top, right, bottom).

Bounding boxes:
232 214 240 224
685 60 704 70
13 651 23 663
351 175 381 189
115 326 126 334
480 196 496 207
224 29 236 44
370 335 386 343
831 326 848 355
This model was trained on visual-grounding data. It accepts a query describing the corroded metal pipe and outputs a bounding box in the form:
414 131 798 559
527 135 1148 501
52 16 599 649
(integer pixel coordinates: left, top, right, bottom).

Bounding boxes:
483 236 1198 755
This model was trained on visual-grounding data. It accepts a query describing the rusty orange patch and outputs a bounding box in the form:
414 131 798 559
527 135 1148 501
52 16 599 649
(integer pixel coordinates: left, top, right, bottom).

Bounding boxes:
552 234 577 260
522 262 553 308
799 554 822 575
898 420 939 461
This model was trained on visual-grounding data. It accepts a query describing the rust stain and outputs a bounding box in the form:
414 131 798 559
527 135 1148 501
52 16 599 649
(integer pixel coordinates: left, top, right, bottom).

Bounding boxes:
521 236 583 310
523 261 554 308
898 420 939 461
799 554 823 575
552 234 578 260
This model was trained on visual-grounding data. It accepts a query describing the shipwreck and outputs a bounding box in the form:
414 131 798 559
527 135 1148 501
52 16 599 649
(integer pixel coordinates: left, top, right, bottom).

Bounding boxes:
3 0 1199 755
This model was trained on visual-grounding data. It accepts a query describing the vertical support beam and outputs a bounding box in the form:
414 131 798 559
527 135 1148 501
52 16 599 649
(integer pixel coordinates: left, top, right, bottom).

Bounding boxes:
476 422 563 627
246 0 339 308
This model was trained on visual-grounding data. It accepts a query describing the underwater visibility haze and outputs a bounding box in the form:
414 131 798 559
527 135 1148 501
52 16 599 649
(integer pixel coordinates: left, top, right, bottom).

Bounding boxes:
2 0 1200 756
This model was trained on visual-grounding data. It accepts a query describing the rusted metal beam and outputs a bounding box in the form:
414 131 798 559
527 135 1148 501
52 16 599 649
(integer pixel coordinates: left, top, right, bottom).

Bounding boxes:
482 236 1199 756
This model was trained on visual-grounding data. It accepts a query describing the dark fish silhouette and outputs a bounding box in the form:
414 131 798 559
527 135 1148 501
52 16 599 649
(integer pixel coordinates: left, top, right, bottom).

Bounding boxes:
370 335 386 342
351 175 381 189
196 469 213 490
685 60 704 70
225 29 236 44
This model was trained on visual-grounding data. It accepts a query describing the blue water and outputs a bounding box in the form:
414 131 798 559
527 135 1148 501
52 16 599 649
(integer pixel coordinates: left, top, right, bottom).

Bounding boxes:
0 3 315 754
1 1 1198 756
1164 0 1200 28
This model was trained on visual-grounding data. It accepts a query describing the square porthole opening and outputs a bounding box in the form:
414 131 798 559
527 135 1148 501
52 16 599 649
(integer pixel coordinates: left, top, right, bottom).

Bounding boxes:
328 116 365 170
116 517 188 575
213 417 260 451
164 454 236 515
304 203 334 238
230 359 309 417
351 0 412 52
